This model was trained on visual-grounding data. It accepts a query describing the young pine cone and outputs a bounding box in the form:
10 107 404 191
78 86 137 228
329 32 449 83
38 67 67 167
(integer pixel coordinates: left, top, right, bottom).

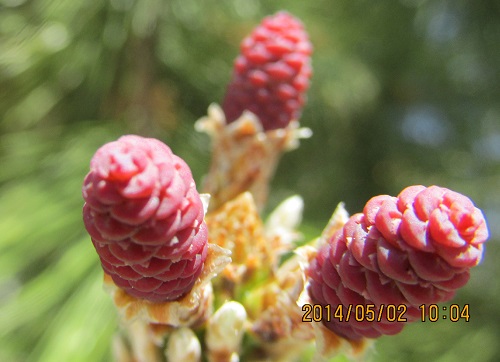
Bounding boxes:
82 135 208 303
307 185 489 340
222 11 312 130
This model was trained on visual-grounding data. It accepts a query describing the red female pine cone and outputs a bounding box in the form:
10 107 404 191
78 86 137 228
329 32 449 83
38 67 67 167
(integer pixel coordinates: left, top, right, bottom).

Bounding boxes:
307 185 489 341
82 135 208 303
222 11 312 131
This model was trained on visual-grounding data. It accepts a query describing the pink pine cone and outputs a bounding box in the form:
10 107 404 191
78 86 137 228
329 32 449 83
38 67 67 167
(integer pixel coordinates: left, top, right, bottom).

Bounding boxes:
82 135 208 302
307 185 489 340
222 11 312 131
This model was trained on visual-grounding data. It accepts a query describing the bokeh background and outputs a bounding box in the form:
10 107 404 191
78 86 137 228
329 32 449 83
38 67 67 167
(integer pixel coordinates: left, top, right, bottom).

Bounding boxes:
1 0 499 361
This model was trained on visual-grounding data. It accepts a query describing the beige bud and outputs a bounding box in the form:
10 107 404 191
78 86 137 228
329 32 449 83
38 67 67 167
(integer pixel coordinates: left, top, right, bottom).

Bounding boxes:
165 327 201 362
265 195 304 252
206 301 247 354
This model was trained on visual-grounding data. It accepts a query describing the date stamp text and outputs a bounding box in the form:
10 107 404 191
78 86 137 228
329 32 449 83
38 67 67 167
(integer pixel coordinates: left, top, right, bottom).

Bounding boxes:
302 304 470 323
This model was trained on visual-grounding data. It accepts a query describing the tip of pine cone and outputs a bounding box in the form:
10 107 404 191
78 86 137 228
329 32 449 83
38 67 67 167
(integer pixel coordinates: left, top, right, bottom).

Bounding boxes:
222 11 312 131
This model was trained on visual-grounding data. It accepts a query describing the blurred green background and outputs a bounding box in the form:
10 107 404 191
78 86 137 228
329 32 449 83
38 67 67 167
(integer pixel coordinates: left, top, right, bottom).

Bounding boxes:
1 0 499 361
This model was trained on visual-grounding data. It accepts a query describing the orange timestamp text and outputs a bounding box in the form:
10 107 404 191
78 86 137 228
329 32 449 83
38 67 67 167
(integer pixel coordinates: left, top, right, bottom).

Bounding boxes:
302 303 471 323
301 304 408 323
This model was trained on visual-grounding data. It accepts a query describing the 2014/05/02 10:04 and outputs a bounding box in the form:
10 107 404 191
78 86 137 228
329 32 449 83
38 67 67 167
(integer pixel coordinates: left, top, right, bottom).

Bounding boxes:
301 304 470 323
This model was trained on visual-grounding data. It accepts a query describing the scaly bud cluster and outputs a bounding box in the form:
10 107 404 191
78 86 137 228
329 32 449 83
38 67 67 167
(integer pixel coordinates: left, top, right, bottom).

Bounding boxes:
79 9 492 362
